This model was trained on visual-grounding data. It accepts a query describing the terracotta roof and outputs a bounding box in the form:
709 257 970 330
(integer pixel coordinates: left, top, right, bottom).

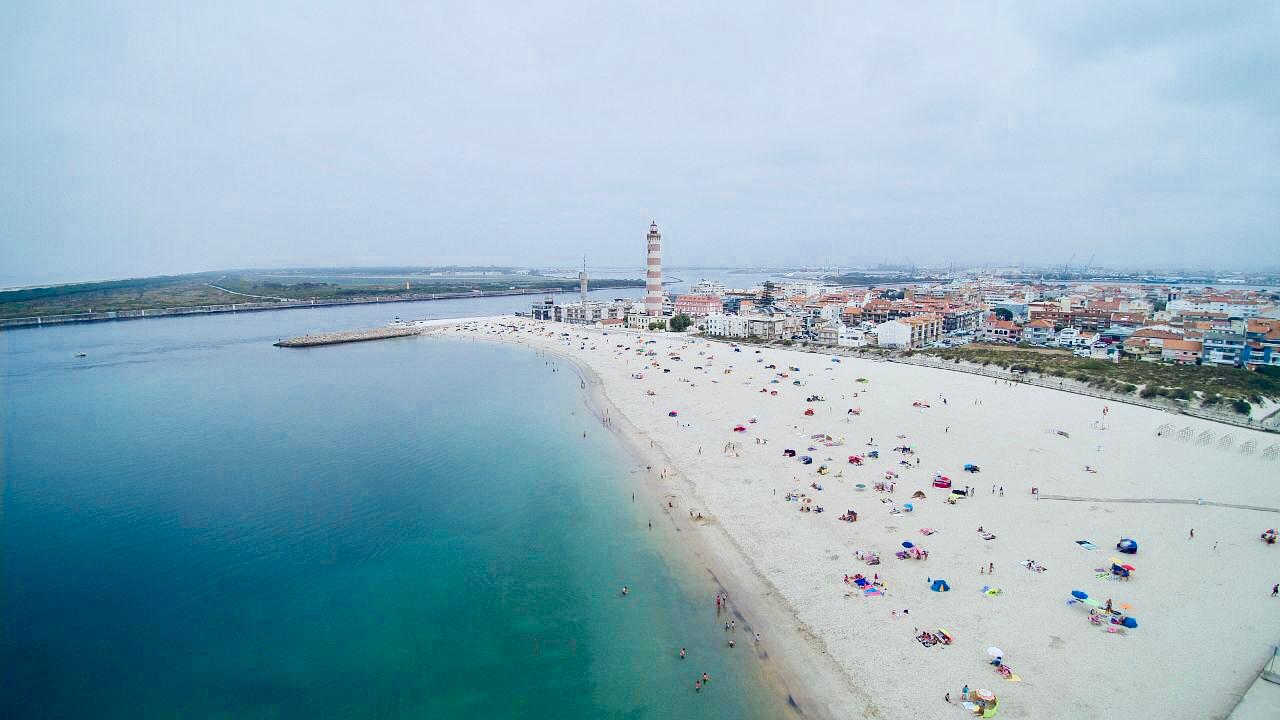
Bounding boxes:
1163 339 1203 352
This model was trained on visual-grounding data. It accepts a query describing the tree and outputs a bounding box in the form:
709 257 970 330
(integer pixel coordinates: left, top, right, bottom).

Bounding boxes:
648 320 666 331
993 307 1014 321
669 313 693 332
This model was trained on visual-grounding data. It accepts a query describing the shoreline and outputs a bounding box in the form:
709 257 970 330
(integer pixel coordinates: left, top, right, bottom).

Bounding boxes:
441 316 1280 719
448 325 863 719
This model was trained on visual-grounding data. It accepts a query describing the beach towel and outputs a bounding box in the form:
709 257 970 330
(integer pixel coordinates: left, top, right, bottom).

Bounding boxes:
864 587 882 597
1005 674 1022 682
1076 540 1098 550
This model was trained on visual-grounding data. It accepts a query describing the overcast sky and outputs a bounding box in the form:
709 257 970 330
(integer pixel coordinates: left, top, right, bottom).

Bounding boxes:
2 1 1277 284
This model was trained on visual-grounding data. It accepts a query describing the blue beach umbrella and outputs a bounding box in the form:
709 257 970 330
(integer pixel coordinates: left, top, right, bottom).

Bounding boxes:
902 541 914 549
1071 590 1088 600
1121 617 1138 629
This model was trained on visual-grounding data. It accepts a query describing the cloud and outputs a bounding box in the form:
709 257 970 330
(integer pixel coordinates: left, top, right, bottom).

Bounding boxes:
0 1 1276 282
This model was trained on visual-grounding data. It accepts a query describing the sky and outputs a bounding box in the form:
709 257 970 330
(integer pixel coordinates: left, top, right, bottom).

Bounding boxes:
1 1 1277 285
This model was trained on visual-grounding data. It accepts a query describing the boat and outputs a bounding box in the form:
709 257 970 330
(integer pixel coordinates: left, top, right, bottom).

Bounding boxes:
75 352 87 357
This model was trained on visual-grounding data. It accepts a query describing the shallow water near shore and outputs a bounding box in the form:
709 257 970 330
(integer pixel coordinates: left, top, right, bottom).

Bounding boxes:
1 313 789 718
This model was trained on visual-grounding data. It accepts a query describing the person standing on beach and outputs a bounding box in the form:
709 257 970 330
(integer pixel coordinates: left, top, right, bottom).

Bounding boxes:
1190 529 1195 539
1272 584 1278 597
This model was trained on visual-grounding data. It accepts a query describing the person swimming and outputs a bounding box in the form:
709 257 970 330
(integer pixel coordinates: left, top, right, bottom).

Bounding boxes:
679 648 686 659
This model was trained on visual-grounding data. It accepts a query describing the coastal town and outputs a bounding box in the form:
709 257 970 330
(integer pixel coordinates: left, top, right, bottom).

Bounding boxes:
529 226 1280 369
413 223 1278 719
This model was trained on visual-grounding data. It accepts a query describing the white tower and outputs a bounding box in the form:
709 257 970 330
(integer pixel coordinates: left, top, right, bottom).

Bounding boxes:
645 221 662 316
578 256 588 306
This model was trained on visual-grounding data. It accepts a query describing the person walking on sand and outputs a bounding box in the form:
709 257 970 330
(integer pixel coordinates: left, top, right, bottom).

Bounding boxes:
989 562 994 574
1190 528 1195 539
1272 584 1278 598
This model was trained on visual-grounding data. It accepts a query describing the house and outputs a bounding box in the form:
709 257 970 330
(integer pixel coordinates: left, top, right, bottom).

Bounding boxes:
746 315 788 340
1245 318 1280 367
704 314 747 338
1202 331 1247 366
1161 339 1203 364
1021 319 1056 345
874 315 943 349
979 319 1021 343
816 323 868 348
673 294 723 318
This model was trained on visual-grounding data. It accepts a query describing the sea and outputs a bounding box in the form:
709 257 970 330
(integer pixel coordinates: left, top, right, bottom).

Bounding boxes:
0 289 793 719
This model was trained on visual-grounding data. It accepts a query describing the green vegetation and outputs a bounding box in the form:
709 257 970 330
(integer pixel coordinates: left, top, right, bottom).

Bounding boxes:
925 344 1279 414
669 313 693 332
0 268 644 320
648 321 666 331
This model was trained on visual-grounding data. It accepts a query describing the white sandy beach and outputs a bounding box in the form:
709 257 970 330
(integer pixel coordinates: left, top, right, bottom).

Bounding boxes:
443 317 1280 720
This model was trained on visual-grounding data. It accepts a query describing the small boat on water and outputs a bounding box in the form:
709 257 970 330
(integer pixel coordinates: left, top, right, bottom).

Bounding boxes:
75 352 87 357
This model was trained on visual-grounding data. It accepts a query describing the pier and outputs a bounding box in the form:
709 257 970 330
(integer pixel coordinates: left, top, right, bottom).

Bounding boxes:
274 326 423 347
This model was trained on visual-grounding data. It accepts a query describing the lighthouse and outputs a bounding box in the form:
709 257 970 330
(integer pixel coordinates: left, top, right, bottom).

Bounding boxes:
645 221 662 316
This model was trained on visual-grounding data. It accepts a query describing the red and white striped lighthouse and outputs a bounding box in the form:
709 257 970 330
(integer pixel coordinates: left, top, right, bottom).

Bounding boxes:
645 221 663 316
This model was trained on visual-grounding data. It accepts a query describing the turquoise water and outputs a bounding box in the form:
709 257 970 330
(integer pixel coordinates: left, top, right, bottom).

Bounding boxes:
0 308 788 718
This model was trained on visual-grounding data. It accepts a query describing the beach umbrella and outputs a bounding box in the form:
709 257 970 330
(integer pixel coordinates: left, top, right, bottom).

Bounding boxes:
854 483 866 490
902 541 914 548
975 689 995 701
1071 590 1088 600
987 647 1004 658
1120 564 1136 572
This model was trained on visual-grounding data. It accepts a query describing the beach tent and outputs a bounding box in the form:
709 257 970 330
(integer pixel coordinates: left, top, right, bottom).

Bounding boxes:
902 541 914 548
964 464 980 473
1117 538 1138 554
668 411 679 417
1121 617 1138 629
800 456 813 464
930 579 950 592
783 449 797 457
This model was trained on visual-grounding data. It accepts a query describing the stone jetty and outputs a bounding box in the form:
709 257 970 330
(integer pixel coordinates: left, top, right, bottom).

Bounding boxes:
274 326 423 347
